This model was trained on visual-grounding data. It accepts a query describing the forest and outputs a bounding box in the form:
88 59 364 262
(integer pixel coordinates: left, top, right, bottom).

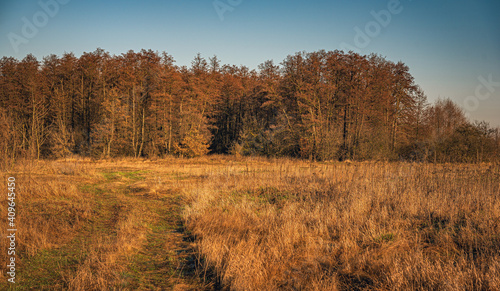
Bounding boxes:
1 49 499 165
1 49 500 290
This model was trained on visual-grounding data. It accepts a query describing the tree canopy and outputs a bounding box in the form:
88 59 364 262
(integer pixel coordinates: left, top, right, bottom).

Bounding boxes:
1 49 498 164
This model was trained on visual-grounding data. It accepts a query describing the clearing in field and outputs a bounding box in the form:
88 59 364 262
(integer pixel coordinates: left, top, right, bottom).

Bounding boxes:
1 157 499 290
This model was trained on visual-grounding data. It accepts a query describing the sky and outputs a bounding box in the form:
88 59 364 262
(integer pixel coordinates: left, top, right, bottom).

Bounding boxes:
1 0 499 125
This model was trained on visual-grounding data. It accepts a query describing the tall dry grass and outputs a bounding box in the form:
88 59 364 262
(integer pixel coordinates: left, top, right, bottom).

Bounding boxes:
0 157 150 289
2 156 499 290
1 158 94 259
183 159 500 290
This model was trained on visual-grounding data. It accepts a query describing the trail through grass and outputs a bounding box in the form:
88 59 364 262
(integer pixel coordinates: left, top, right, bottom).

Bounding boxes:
1 164 206 290
3 158 498 290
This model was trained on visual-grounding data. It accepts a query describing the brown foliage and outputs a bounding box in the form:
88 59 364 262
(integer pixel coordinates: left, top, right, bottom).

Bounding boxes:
1 49 498 162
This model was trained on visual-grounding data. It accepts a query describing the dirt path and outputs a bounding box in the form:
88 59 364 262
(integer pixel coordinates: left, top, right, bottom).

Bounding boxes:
122 182 202 290
9 167 209 290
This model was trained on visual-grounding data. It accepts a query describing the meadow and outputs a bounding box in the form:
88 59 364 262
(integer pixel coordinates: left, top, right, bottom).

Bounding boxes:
1 157 499 290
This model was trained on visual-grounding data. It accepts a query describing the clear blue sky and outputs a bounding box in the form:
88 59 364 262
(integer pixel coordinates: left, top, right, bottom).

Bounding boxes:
1 0 499 125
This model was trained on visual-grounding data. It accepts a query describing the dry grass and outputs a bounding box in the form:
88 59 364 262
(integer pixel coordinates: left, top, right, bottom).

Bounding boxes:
1 158 94 258
66 193 149 290
0 157 201 290
1 157 499 290
183 159 500 290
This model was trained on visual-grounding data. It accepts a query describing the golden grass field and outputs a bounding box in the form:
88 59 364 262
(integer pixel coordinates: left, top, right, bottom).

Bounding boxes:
1 157 499 290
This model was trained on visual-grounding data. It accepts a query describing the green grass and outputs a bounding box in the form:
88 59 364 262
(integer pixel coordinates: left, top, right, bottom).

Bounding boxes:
375 233 396 243
19 227 91 289
78 184 106 195
101 170 148 181
123 198 184 289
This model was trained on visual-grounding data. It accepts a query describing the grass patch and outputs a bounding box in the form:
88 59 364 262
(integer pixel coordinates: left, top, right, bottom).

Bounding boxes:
78 184 106 195
375 233 396 243
3 157 499 290
185 160 500 290
101 170 148 181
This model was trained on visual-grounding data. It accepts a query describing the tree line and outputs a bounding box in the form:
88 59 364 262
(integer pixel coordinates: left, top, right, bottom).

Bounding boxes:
0 49 498 165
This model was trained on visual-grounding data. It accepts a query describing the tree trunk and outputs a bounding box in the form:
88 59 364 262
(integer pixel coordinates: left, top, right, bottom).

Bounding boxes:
138 107 145 158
